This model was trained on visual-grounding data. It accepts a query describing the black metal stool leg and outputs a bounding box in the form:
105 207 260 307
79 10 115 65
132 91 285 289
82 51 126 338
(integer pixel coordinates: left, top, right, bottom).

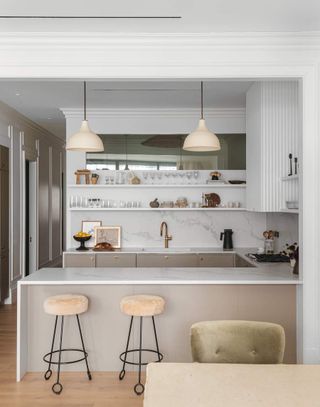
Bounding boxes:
76 314 92 380
152 316 162 362
52 316 64 395
134 316 145 396
119 316 133 381
44 315 58 380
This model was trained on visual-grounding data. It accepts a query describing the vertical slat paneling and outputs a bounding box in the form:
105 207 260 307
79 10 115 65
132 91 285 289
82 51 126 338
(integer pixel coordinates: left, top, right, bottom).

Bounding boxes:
261 82 299 211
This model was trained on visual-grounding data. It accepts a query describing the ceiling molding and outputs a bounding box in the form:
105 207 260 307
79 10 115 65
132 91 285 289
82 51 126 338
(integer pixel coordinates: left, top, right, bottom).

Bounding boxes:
60 107 246 119
1 32 320 49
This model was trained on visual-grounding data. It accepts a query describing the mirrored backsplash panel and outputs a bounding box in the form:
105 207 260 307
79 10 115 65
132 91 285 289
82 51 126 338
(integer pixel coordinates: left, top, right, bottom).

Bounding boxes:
86 133 246 171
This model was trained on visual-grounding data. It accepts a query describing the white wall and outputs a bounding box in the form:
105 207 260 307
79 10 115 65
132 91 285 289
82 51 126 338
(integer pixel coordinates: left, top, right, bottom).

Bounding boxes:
0 101 65 301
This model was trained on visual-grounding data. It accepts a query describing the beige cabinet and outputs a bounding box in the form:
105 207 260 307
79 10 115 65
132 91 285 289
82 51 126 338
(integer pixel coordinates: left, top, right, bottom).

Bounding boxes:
198 253 235 267
63 253 95 268
137 253 198 268
0 146 9 301
95 253 136 267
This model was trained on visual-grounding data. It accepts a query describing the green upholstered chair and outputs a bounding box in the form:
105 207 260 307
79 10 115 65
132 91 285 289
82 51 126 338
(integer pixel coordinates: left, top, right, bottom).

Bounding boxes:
191 320 285 364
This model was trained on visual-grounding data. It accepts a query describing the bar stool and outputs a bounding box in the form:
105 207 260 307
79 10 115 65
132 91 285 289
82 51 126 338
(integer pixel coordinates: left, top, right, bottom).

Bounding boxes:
119 294 165 395
43 294 92 395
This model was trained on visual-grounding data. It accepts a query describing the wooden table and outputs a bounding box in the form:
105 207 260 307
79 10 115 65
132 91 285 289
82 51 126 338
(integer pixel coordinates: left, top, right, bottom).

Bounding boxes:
144 363 320 407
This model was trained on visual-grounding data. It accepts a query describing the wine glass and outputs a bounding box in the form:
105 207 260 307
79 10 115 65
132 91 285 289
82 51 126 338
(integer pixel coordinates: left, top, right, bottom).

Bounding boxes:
150 172 155 185
186 171 192 184
157 172 163 184
193 171 199 184
143 172 148 184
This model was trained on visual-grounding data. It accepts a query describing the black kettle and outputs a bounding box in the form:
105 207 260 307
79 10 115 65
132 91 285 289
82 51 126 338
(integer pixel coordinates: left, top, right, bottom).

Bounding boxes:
220 229 233 251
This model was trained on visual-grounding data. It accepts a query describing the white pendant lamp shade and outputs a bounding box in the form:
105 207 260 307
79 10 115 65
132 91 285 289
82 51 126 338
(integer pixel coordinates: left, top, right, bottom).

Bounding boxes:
183 119 220 152
183 82 221 152
66 81 104 152
66 120 104 152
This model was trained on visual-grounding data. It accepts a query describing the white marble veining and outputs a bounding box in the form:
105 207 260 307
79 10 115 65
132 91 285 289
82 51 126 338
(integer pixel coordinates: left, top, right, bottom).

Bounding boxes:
70 210 267 249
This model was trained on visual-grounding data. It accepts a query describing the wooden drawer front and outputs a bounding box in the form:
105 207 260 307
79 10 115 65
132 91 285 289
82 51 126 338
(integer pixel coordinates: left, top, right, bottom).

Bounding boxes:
95 253 136 267
198 253 235 267
63 253 95 267
137 253 198 268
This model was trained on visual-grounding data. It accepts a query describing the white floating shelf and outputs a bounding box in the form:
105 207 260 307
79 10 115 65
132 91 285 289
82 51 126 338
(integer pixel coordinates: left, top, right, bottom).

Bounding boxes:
68 184 246 189
68 207 247 212
280 208 299 214
281 175 299 181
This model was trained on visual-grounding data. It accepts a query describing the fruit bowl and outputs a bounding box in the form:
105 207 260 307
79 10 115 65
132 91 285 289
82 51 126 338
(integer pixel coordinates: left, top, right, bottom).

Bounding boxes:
73 235 92 251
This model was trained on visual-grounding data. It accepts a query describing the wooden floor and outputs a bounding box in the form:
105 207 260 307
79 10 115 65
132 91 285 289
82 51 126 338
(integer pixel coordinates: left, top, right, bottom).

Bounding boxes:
0 304 144 406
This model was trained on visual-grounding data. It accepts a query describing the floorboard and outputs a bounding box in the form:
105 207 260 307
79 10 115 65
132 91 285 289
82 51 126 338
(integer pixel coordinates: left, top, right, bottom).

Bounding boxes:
0 304 144 406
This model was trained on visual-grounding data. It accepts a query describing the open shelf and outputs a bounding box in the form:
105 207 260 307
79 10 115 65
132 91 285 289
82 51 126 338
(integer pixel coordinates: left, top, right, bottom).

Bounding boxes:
280 208 299 214
281 175 299 181
68 207 247 212
68 184 246 189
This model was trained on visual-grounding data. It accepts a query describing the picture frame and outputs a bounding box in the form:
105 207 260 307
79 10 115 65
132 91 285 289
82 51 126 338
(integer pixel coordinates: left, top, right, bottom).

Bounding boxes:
94 226 121 249
81 220 102 247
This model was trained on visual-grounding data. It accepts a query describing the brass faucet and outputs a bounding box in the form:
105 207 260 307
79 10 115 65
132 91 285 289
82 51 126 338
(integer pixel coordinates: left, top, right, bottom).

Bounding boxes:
160 221 172 249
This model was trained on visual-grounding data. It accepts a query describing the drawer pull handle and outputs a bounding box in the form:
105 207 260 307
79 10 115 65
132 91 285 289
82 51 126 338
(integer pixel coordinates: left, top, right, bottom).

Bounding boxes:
114 256 119 260
200 257 204 261
164 256 169 260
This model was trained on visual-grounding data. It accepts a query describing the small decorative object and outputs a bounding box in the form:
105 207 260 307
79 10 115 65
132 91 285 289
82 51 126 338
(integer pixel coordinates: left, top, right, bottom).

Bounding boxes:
286 201 299 210
73 231 92 251
149 198 160 208
75 169 91 184
130 175 141 185
94 226 121 248
288 153 293 176
93 242 114 251
280 243 299 275
91 173 99 184
203 193 221 208
175 197 188 208
160 201 174 208
228 180 246 185
81 220 102 247
210 171 221 180
294 157 298 175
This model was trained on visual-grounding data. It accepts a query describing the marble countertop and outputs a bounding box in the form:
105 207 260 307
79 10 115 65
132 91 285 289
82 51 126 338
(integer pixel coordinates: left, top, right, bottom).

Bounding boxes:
20 265 301 285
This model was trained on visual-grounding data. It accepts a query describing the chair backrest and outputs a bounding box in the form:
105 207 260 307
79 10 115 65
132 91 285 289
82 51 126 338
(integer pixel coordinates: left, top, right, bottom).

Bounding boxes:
191 320 285 364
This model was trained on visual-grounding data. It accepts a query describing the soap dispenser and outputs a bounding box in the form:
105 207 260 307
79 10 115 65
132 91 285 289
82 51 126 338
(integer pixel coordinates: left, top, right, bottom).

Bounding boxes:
220 229 234 251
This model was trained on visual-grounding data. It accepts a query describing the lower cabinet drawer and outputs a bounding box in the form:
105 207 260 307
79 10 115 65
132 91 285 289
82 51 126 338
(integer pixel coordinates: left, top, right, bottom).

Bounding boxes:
198 253 235 267
63 253 95 267
95 253 136 267
137 253 198 267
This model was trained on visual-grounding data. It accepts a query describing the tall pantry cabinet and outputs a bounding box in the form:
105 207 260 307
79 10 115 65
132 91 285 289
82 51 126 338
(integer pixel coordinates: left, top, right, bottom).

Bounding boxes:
0 146 9 301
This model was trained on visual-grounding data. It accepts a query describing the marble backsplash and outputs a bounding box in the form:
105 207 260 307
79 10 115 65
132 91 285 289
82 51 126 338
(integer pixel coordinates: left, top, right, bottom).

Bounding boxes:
69 210 268 249
266 212 299 253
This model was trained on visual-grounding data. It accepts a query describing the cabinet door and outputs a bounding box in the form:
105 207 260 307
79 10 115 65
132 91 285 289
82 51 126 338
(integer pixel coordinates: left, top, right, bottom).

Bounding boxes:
198 253 235 267
0 169 9 252
137 253 198 268
0 146 9 171
63 253 95 267
95 253 136 267
0 253 9 301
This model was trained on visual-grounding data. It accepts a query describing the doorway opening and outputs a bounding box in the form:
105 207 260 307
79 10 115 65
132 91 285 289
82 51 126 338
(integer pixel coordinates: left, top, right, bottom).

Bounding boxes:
25 160 37 275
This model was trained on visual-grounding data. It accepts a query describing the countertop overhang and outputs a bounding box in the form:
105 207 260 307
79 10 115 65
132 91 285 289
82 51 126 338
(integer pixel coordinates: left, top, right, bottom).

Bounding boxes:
19 266 301 285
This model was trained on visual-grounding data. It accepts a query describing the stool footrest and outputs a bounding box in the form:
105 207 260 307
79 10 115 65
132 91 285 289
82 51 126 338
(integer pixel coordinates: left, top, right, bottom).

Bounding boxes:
119 348 163 366
43 348 88 365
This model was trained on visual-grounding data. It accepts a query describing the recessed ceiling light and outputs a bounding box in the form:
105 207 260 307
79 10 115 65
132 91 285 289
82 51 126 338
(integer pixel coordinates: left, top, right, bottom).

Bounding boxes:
15 92 21 96
47 117 52 120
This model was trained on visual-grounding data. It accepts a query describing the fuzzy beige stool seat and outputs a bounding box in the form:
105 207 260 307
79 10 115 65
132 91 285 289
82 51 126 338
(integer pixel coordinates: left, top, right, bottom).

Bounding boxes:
119 294 165 396
44 294 88 316
120 295 165 317
43 294 91 395
191 320 285 364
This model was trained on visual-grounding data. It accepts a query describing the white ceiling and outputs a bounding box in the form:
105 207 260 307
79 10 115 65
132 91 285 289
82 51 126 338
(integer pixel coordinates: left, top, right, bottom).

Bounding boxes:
0 0 319 32
0 80 252 138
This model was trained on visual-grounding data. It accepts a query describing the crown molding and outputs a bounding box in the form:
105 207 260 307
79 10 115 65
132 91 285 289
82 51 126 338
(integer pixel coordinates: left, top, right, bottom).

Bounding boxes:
1 31 320 47
60 107 246 119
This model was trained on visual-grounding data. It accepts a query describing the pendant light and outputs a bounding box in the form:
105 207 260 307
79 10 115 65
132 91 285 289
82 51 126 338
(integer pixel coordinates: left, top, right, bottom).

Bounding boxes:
183 82 221 152
66 82 104 152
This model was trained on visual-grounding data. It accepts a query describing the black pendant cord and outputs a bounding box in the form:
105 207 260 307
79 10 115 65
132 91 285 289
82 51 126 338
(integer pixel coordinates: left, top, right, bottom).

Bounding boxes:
83 81 87 121
200 81 204 119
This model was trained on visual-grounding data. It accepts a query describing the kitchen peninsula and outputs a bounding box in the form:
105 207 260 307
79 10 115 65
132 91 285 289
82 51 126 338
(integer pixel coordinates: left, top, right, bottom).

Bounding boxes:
17 251 300 381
